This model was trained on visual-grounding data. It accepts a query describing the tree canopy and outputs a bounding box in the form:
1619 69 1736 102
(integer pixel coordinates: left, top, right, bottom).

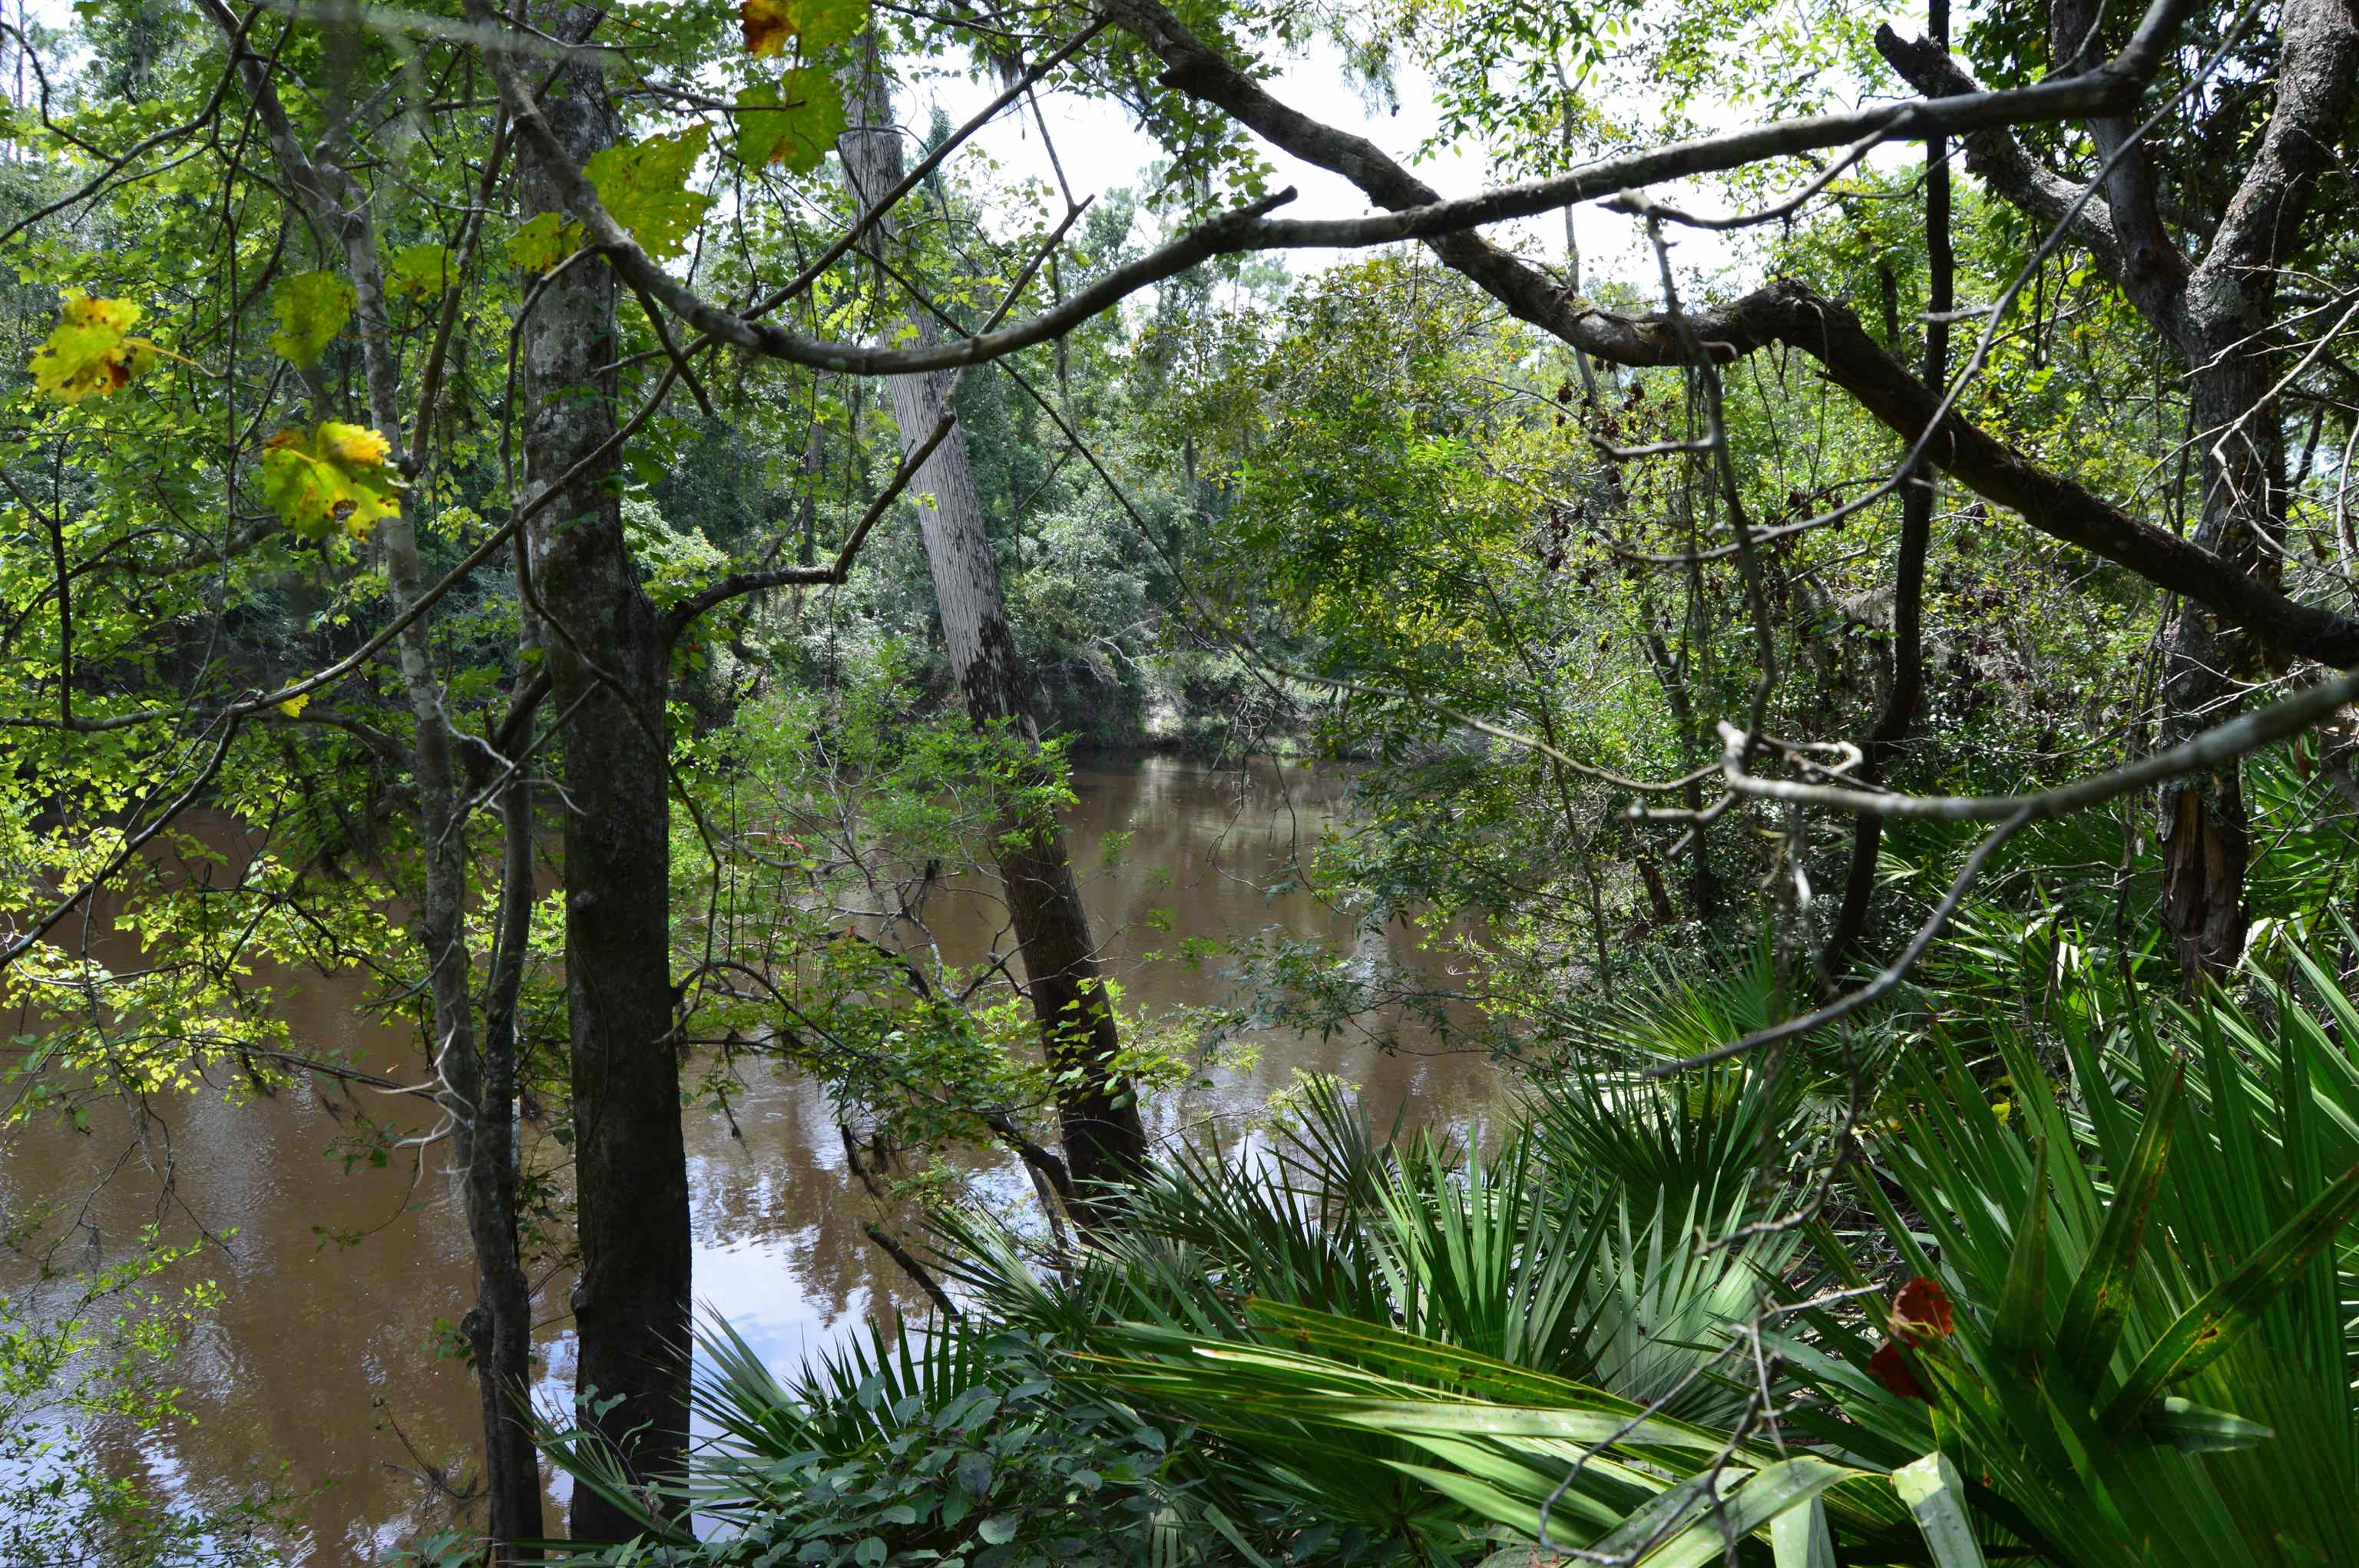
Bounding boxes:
7 0 2359 1560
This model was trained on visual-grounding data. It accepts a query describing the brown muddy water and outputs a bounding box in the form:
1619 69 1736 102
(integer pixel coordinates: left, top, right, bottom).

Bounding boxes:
0 755 1517 1560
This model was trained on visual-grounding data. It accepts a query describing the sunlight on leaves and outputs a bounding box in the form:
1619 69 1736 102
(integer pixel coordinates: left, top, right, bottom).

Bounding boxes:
28 291 160 402
267 270 357 369
584 125 716 262
259 422 403 541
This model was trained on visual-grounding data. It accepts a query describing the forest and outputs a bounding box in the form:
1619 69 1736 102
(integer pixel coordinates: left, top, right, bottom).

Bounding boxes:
5 0 2359 1560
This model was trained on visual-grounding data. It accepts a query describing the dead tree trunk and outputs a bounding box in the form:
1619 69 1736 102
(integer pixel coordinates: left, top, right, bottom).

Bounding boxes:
836 43 1147 1210
517 5 693 1535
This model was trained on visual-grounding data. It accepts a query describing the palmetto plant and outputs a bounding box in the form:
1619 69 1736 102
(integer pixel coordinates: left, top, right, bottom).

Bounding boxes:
544 941 2359 1568
541 1308 1197 1566
1065 964 2359 1566
925 1074 1820 1562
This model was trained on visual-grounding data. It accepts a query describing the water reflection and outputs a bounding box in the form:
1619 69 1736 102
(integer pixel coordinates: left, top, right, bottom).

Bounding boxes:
1 755 1513 1558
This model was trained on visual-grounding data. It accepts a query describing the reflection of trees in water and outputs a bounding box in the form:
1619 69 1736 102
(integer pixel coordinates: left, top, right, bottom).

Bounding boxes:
685 1054 1036 1333
686 1062 890 1327
5 756 1512 1553
5 1118 491 1553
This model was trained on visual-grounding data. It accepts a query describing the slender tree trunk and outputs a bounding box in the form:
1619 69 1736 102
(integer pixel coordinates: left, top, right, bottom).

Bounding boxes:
202 9 544 1552
463 751 544 1558
1643 626 1719 919
516 5 692 1533
1824 0 1951 979
799 412 825 569
837 42 1146 1209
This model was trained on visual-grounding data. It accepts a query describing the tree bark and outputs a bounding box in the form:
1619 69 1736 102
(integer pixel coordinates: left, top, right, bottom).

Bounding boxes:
2151 0 2355 977
463 749 544 1558
1881 0 2359 978
199 7 545 1553
516 5 693 1535
1825 7 1954 979
836 42 1147 1212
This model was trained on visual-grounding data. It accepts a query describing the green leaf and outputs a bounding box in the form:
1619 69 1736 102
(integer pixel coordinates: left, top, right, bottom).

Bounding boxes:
385 243 455 300
735 70 847 175
1643 1459 1856 1568
1200 1505 1281 1568
584 125 715 261
268 270 356 369
2136 1395 2275 1455
1990 1136 2051 1370
1893 1452 1990 1568
2053 1064 2182 1383
2099 1160 2359 1435
975 1513 1017 1546
1771 1494 1837 1568
1325 1398 1734 1455
506 211 583 274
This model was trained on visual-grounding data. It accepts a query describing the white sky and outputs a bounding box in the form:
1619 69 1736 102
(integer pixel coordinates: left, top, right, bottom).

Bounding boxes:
20 0 1754 303
920 41 1662 286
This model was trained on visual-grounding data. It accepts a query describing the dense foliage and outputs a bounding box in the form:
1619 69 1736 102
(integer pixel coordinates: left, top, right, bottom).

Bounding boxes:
2 0 2357 1560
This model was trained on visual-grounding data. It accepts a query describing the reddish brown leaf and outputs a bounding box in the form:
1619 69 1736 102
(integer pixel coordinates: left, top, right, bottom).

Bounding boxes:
1894 1275 1956 1344
1869 1340 1931 1402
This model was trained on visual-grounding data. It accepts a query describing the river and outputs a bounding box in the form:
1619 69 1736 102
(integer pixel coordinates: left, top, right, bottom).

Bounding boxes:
1 754 1515 1560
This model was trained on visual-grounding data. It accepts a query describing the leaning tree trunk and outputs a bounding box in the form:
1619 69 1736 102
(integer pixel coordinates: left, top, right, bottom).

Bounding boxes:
837 43 1147 1210
1876 0 2359 982
517 5 693 1536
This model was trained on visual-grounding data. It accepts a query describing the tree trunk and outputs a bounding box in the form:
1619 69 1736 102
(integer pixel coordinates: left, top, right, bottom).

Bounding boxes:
1643 627 1719 919
837 42 1147 1211
2152 359 2274 980
462 752 544 1559
1824 0 1952 980
201 8 546 1552
1877 0 2359 982
2149 0 2356 980
516 5 693 1535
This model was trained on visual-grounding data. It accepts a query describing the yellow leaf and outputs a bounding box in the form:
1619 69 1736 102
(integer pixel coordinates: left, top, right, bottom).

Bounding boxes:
740 0 790 55
739 0 865 55
29 291 161 402
319 422 390 467
259 421 405 541
278 693 312 717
